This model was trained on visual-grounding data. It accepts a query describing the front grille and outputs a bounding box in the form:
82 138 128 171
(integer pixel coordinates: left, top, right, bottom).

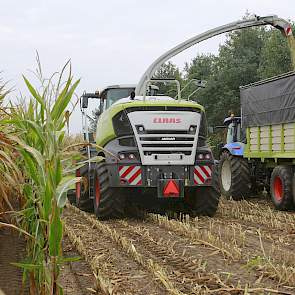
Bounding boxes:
140 136 193 142
127 110 201 165
138 129 195 156
144 151 192 155
138 131 196 161
139 130 193 134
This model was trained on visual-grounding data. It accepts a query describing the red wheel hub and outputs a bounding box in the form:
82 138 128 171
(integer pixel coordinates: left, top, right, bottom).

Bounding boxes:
273 176 283 201
95 176 101 207
76 169 81 200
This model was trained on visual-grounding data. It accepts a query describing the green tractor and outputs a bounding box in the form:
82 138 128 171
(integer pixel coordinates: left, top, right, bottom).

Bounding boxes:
70 80 219 218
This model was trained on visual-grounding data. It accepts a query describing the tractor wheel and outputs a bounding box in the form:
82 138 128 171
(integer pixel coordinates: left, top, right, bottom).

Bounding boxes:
185 166 220 217
270 166 294 210
75 165 93 212
93 163 125 219
219 152 251 200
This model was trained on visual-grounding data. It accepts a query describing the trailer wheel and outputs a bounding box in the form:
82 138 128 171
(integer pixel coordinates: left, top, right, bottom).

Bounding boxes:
93 163 125 219
270 166 294 210
75 166 93 212
185 166 220 217
219 152 251 200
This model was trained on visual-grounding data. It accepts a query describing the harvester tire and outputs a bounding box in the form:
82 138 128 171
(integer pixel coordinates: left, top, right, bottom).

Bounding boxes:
93 163 125 219
270 166 294 210
219 152 251 200
185 166 220 217
67 189 76 205
75 165 93 212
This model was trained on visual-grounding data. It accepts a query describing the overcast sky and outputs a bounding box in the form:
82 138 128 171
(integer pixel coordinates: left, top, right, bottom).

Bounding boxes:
1 0 295 133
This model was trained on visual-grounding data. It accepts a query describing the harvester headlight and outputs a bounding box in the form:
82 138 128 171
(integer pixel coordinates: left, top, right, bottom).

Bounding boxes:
189 125 197 134
136 125 145 133
197 153 204 160
118 152 137 161
205 153 212 160
197 152 212 160
128 153 136 160
119 153 126 160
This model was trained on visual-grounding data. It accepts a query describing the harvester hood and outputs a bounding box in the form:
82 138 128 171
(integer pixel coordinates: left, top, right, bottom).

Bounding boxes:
95 96 204 147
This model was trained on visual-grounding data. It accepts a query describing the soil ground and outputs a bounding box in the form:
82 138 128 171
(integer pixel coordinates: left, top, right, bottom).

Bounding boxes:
2 196 295 294
0 229 95 295
0 228 28 295
61 196 295 294
60 235 98 295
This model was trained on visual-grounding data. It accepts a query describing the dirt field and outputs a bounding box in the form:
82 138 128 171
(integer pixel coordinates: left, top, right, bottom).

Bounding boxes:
0 228 94 295
61 196 295 295
0 229 28 295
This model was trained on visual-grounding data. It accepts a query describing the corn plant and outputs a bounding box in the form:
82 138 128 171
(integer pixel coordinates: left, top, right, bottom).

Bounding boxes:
3 61 82 294
0 79 23 218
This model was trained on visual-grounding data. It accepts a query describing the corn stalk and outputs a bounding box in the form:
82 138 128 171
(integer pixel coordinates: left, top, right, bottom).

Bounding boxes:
0 79 23 218
2 60 82 294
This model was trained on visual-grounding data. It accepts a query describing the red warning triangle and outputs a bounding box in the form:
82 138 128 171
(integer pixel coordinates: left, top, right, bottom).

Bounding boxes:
163 180 179 197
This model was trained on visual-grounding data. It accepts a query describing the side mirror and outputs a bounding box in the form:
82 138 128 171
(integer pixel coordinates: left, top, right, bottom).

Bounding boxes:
81 92 100 109
81 96 89 109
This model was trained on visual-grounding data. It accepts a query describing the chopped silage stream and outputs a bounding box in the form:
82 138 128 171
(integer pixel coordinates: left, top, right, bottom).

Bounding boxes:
62 198 295 294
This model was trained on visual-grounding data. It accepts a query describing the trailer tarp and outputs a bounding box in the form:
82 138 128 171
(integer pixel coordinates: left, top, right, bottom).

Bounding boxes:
241 72 295 127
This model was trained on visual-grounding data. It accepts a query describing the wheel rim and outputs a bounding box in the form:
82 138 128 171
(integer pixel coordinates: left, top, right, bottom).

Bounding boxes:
221 160 231 192
76 169 81 201
273 176 283 202
95 175 100 208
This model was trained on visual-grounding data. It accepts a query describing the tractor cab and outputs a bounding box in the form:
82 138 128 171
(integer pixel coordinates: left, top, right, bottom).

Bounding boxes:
80 85 136 142
100 84 159 111
81 84 159 114
100 85 136 111
80 84 160 142
219 114 245 157
223 115 242 144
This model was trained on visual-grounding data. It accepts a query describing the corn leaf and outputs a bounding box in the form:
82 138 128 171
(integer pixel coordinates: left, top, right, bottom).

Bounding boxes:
49 206 63 256
56 176 83 208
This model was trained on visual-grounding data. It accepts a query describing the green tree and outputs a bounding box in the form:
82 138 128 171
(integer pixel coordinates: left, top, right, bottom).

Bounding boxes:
189 27 266 126
258 28 293 79
182 54 216 100
152 61 182 98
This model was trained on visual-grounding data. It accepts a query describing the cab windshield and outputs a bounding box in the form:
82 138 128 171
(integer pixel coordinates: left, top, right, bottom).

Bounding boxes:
226 121 243 144
105 88 134 109
226 122 235 144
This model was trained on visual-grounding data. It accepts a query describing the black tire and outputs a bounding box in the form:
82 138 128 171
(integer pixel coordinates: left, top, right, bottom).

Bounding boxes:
93 163 125 219
75 165 93 212
270 166 294 210
67 189 76 204
218 152 251 200
185 166 220 217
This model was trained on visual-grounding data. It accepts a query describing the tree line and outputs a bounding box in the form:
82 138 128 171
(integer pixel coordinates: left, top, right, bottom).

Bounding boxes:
153 22 294 126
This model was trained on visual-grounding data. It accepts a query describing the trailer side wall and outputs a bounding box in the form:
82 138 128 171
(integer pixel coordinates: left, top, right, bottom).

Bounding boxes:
244 123 295 159
241 72 295 160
